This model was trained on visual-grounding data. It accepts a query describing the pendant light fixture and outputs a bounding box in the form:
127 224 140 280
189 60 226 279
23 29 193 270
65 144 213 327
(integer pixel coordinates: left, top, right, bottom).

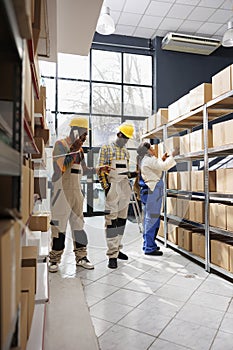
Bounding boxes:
96 6 115 35
222 20 233 47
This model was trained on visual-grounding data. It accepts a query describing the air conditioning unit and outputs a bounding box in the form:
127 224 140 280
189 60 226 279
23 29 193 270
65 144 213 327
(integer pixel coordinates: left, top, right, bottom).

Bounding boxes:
161 32 221 55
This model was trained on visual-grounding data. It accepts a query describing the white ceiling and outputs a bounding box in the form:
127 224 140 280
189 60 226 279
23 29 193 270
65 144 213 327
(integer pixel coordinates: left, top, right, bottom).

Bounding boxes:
103 0 233 41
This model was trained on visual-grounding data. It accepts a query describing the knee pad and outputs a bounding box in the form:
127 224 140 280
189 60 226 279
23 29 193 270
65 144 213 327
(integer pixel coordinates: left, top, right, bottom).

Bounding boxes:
117 218 127 228
52 232 65 250
74 230 88 248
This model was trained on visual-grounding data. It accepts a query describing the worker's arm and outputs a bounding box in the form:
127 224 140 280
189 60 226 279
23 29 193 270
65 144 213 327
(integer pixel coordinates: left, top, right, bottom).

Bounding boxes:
98 146 111 191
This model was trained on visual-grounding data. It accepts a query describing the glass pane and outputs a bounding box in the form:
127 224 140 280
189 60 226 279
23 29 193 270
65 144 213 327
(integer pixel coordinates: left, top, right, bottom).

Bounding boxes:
125 119 146 149
39 60 56 77
56 113 90 147
92 182 105 212
43 78 55 111
58 53 89 80
124 53 152 85
128 149 138 172
92 83 121 115
91 115 121 146
46 111 56 147
92 49 121 82
124 86 152 117
58 80 90 113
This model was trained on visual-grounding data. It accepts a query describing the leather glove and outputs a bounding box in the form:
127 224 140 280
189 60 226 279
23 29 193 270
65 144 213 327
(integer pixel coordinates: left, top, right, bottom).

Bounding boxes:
70 138 83 152
127 171 138 179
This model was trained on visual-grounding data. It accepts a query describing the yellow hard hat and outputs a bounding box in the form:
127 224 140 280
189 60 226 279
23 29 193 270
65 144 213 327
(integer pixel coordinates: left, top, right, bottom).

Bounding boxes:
119 123 134 139
69 117 88 129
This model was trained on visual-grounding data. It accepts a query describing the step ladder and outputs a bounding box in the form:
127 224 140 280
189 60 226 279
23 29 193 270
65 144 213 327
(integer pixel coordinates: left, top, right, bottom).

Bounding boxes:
129 181 143 233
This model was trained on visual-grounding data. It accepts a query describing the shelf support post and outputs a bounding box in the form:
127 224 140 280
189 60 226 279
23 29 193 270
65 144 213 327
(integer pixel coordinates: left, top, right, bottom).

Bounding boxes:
203 104 210 272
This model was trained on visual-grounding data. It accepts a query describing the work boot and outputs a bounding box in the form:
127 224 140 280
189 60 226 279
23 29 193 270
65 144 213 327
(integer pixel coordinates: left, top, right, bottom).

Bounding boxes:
76 257 94 270
118 251 128 260
108 258 117 269
49 262 59 273
145 250 163 256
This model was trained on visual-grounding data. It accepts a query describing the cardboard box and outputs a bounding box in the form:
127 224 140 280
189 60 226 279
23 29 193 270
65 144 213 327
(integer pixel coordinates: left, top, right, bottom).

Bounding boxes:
212 64 233 99
29 212 50 232
22 162 30 224
22 246 38 290
191 171 216 192
178 93 190 117
227 206 233 232
13 0 33 39
179 171 190 191
158 220 164 237
32 137 45 159
0 221 21 350
213 119 233 148
167 172 180 189
164 136 180 154
190 129 213 152
189 201 204 223
211 240 231 270
147 113 156 131
32 0 42 53
24 45 33 124
167 197 177 216
229 246 233 272
156 108 168 128
168 99 179 122
35 127 50 146
34 177 47 199
192 233 205 259
178 228 192 251
177 198 189 220
209 203 227 230
21 267 36 337
29 166 34 214
189 83 212 111
158 142 164 158
167 224 178 244
180 133 190 154
216 168 233 193
20 293 28 349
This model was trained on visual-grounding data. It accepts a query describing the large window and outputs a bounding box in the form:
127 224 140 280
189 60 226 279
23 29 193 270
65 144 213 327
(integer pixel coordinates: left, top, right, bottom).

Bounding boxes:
39 48 153 150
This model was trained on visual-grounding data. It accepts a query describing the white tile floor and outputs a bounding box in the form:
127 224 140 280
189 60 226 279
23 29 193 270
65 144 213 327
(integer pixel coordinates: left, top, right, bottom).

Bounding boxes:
45 217 233 350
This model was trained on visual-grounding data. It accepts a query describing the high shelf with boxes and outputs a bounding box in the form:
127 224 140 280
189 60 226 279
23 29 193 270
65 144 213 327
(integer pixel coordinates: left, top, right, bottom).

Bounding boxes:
0 1 50 349
0 1 25 349
142 71 233 281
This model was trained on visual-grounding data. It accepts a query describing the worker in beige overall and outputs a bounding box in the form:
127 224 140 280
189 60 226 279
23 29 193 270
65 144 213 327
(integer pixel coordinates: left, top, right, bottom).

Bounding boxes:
98 123 137 268
49 117 110 272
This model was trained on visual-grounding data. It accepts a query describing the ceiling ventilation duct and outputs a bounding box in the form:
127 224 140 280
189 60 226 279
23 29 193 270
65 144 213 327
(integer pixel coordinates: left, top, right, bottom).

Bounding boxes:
162 32 221 55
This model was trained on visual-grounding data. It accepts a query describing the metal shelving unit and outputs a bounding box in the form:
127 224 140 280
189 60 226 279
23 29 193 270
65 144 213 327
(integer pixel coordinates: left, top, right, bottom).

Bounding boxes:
142 89 233 280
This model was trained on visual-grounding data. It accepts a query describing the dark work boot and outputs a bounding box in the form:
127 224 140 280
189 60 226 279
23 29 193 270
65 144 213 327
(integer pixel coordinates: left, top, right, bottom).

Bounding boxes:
118 251 128 260
145 250 163 256
108 258 117 269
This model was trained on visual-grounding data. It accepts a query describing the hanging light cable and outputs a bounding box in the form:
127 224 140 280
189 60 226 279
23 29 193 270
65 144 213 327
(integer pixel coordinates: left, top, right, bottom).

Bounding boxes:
96 6 115 35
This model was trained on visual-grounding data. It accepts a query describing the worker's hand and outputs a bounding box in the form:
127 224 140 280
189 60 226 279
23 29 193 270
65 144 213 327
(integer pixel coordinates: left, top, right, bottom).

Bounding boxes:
162 152 169 161
70 138 83 152
127 171 138 179
96 165 113 174
104 185 111 197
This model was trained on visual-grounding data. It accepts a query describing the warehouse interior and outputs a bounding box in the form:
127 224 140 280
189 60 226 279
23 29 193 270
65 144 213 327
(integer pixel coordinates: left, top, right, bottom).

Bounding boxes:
1 0 233 349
